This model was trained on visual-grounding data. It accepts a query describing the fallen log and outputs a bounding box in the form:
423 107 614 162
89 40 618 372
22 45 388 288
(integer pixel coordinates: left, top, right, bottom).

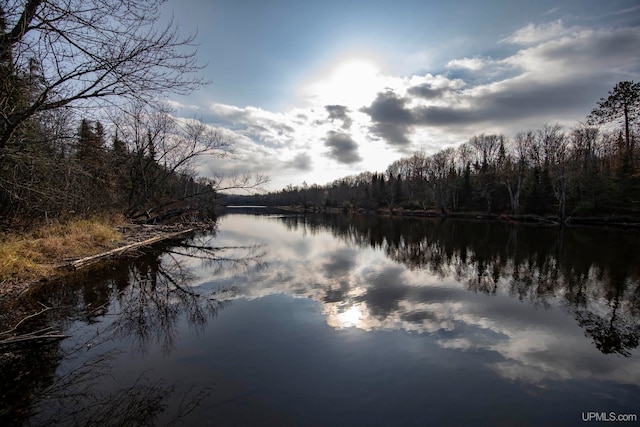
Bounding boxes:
64 228 195 270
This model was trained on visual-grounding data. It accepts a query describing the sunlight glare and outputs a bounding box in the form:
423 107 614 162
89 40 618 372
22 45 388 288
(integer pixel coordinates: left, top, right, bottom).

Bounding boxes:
336 304 364 328
306 58 383 107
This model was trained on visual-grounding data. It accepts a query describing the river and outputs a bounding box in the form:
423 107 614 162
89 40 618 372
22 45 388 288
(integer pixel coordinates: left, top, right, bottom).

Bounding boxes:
2 212 639 426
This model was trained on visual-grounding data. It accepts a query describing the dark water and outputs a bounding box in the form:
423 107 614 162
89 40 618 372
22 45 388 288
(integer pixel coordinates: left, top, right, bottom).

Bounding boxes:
2 213 640 426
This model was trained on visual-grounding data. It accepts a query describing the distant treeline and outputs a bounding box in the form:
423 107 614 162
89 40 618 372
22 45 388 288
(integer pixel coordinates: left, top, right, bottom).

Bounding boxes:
228 82 640 221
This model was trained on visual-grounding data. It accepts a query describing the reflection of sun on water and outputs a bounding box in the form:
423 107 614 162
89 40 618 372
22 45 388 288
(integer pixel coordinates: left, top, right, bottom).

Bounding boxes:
334 304 364 329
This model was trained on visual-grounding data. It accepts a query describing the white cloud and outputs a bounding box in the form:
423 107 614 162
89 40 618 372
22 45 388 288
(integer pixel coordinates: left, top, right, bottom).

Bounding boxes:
501 19 573 45
447 56 490 71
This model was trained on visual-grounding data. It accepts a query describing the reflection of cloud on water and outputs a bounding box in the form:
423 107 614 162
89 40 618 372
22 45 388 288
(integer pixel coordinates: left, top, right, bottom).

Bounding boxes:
323 247 358 278
194 215 640 387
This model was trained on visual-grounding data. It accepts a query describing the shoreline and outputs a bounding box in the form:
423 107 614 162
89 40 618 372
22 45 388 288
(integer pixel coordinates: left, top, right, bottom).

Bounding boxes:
0 221 213 305
270 205 640 228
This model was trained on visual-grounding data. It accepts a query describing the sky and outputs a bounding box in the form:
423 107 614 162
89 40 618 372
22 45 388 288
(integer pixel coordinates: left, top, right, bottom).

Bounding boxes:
160 0 640 191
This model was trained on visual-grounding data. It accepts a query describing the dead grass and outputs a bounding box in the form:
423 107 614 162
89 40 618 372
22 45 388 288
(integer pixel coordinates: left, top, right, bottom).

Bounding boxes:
0 215 124 283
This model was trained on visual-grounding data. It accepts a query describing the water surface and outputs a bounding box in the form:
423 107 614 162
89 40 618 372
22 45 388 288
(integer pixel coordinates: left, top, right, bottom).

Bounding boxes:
2 213 639 426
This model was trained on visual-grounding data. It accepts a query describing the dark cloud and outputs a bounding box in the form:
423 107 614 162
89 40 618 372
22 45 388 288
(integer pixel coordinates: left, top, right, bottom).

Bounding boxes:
325 105 353 129
285 152 313 171
324 131 362 164
360 91 414 146
413 105 479 126
407 83 446 100
361 91 414 124
475 80 603 120
362 73 620 138
406 80 601 129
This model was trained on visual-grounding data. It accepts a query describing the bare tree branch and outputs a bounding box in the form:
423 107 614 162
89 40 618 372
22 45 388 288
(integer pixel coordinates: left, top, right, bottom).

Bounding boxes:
1 0 208 148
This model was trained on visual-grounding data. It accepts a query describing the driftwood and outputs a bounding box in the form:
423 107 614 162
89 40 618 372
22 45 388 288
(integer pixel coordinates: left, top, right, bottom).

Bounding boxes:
65 228 195 270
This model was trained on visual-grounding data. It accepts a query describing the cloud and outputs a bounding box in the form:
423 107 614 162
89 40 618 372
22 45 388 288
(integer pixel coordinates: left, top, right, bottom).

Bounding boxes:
360 91 415 147
407 83 447 100
325 105 353 129
501 20 571 45
324 131 362 164
446 56 489 71
285 152 313 171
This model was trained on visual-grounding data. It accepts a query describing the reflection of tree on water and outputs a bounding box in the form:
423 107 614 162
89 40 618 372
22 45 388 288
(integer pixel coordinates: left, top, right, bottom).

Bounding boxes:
573 261 640 356
577 303 639 357
111 249 229 353
278 214 640 356
0 233 263 426
29 351 211 427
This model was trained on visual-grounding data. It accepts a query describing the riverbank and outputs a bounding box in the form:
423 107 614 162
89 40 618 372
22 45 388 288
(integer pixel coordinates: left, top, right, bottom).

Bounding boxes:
0 217 212 302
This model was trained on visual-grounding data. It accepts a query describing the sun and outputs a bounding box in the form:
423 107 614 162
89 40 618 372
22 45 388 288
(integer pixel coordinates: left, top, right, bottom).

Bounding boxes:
305 57 383 108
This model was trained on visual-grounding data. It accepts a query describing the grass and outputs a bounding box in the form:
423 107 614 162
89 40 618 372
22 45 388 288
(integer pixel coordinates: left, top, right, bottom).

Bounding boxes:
0 216 124 283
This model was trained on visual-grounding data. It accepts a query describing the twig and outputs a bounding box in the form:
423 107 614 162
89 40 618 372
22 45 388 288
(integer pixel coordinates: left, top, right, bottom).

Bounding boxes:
0 304 53 336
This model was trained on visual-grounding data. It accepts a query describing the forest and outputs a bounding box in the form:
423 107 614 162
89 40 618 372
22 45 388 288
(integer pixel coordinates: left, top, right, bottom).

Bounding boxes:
230 81 640 222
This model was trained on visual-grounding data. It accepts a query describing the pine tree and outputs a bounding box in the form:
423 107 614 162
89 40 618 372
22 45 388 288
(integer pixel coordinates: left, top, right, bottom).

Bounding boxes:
77 119 106 171
588 81 639 153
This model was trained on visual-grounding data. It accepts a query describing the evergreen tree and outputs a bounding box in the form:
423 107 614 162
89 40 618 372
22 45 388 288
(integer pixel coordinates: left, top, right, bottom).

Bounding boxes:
588 81 639 153
77 119 106 169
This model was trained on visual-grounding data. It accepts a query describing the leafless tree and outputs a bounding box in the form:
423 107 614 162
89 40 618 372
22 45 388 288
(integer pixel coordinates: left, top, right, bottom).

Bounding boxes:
112 103 235 219
537 123 571 221
470 134 504 214
0 0 207 149
501 132 531 215
424 148 454 214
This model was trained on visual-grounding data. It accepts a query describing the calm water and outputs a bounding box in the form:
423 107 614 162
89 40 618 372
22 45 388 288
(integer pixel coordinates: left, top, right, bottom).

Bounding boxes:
2 213 640 426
